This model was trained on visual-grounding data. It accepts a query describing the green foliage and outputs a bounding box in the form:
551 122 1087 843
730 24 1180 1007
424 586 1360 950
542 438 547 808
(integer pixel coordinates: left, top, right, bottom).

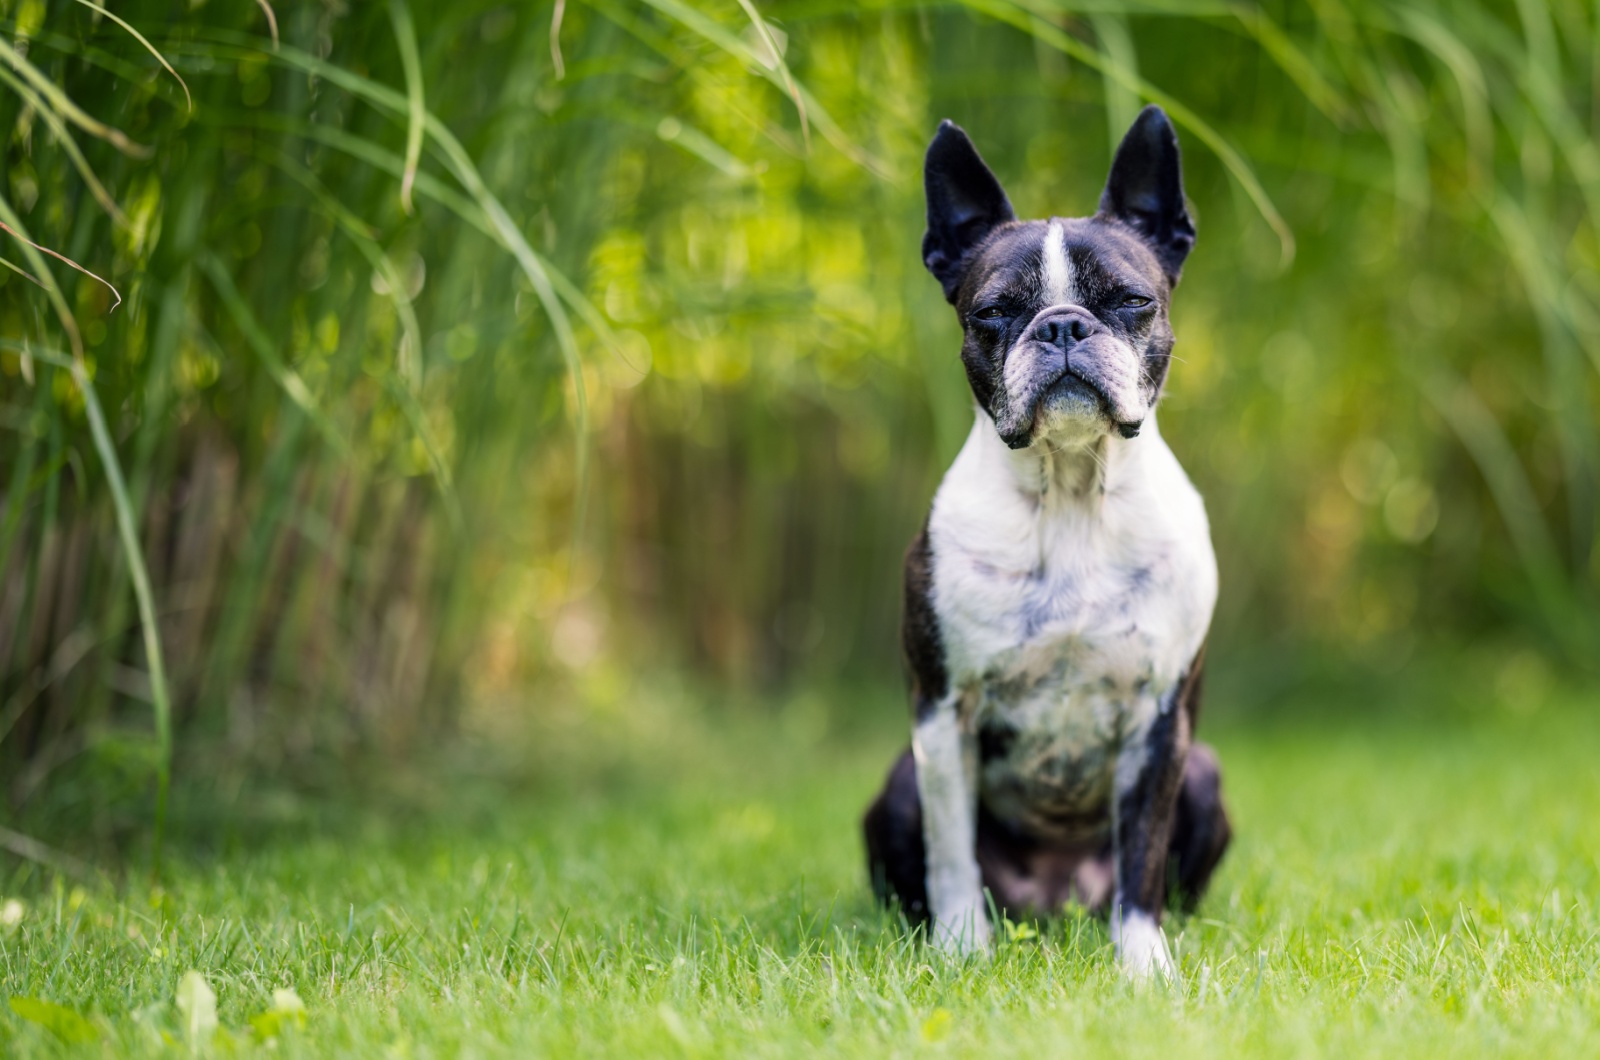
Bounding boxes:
2 683 1599 1056
0 0 1597 839
173 969 216 1048
7 996 96 1044
246 987 305 1043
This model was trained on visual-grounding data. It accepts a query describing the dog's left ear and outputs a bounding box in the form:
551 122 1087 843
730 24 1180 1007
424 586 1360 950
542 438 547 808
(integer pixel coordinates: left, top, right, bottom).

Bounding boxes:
1099 105 1196 284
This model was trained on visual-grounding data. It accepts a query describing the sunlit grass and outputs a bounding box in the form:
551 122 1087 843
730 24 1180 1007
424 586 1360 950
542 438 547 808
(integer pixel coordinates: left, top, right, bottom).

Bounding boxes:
4 678 1598 1056
3 1 1599 993
5 6 1596 1049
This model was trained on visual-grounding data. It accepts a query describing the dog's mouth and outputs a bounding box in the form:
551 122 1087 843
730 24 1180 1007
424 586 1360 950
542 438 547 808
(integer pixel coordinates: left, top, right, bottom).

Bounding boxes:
1045 370 1107 409
1042 371 1143 439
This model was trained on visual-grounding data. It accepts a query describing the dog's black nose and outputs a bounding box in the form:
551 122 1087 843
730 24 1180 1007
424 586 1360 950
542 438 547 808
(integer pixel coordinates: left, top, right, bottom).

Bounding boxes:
1032 309 1098 347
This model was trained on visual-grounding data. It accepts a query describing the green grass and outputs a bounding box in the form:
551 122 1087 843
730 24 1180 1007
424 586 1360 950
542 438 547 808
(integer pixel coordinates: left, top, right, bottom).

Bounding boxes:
4 686 1600 1057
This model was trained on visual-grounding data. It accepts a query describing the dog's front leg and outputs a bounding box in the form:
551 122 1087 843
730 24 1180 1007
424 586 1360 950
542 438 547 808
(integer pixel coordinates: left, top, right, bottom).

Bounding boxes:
912 695 990 955
1110 693 1190 981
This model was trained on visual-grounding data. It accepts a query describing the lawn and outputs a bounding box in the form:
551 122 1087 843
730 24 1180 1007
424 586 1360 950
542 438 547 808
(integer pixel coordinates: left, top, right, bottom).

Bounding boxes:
4 680 1599 1057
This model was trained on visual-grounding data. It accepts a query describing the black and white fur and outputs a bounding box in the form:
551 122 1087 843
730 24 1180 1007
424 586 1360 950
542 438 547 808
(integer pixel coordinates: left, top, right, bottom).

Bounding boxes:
863 107 1231 980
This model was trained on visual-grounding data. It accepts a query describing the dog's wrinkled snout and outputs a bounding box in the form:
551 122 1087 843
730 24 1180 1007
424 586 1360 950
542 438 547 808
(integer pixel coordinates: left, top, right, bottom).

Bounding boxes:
995 304 1149 448
1030 308 1100 349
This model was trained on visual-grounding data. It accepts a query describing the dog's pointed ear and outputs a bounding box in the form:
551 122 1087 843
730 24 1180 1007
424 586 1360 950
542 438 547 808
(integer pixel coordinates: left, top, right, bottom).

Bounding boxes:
1099 105 1196 283
923 121 1015 303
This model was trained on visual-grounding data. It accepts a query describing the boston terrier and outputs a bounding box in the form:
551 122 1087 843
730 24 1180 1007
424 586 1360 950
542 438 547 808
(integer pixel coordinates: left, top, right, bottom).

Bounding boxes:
862 106 1231 980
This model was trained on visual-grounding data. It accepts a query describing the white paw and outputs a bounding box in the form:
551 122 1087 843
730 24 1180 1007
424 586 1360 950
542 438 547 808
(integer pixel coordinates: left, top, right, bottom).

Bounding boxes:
932 904 993 957
1112 908 1175 983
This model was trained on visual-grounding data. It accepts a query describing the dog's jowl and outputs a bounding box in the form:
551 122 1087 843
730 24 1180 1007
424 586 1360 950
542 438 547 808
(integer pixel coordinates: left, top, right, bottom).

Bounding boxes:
863 106 1232 980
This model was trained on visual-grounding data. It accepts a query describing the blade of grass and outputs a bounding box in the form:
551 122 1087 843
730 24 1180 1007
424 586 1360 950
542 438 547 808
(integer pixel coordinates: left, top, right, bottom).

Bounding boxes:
1394 8 1492 190
198 253 351 456
1088 12 1140 157
1489 193 1600 381
1422 368 1586 652
734 0 810 152
0 196 85 358
0 254 45 288
551 0 568 80
1487 193 1600 574
259 148 425 385
0 382 42 648
1370 56 1431 219
69 0 191 113
3 386 60 681
582 0 805 159
212 107 486 223
0 62 130 226
11 22 181 103
195 402 305 726
0 823 94 880
387 0 426 215
254 0 280 50
626 0 888 176
654 112 754 179
0 36 150 157
386 376 465 535
25 344 173 875
262 147 463 525
1226 1 1353 126
1426 380 1549 554
0 219 121 308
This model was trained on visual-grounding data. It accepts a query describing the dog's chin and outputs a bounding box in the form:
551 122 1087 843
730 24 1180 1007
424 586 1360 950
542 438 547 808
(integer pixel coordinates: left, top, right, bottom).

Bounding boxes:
1028 375 1114 447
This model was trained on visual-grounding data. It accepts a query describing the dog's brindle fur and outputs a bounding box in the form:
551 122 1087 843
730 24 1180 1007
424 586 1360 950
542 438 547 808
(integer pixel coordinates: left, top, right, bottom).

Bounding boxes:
863 107 1231 979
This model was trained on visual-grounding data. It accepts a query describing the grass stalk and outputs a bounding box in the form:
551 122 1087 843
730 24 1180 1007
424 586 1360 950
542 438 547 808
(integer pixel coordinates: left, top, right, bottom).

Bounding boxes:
21 345 174 874
386 0 427 216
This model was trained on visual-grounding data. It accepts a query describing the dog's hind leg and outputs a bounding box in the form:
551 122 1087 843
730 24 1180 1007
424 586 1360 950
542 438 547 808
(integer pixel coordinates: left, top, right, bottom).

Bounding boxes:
1166 741 1231 912
863 749 931 925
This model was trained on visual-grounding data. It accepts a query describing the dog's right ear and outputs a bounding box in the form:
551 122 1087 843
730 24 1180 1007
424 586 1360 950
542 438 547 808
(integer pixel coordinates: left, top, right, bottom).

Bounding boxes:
923 121 1015 303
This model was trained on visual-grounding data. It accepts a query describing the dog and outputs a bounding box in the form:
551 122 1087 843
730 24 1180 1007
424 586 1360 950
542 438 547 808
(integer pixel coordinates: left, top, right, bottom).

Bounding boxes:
862 106 1231 980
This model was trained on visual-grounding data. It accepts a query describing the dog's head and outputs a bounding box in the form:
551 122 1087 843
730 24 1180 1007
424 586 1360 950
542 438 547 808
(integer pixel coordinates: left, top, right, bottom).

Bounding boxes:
922 106 1195 449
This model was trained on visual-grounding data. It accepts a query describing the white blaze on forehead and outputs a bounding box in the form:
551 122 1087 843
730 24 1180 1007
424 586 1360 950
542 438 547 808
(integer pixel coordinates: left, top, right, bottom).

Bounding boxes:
1040 220 1076 306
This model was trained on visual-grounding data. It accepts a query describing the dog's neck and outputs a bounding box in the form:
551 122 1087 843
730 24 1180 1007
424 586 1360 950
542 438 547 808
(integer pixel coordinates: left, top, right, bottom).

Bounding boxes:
971 410 1155 508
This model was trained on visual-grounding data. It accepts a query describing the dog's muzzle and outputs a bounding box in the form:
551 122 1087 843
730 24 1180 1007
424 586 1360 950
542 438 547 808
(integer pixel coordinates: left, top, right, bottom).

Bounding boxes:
994 306 1149 448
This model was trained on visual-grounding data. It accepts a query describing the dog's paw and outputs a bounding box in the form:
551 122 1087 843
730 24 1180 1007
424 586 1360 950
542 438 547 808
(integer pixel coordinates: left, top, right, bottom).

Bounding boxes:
1111 909 1175 984
931 906 993 958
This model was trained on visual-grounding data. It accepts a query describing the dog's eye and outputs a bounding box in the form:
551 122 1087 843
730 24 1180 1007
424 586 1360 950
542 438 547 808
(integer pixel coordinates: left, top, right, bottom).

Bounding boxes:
1120 294 1154 309
971 305 1008 322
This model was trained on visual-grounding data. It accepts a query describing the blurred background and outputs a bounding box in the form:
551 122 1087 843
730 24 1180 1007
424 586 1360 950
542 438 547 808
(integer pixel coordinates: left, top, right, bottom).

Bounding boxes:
0 0 1596 850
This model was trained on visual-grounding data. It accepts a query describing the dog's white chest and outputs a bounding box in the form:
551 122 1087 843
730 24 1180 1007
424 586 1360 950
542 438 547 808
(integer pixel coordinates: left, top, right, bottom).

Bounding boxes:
927 416 1217 834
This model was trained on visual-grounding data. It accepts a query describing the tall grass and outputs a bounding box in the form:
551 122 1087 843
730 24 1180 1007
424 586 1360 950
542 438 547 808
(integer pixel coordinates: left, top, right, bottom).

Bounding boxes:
0 1 1595 859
